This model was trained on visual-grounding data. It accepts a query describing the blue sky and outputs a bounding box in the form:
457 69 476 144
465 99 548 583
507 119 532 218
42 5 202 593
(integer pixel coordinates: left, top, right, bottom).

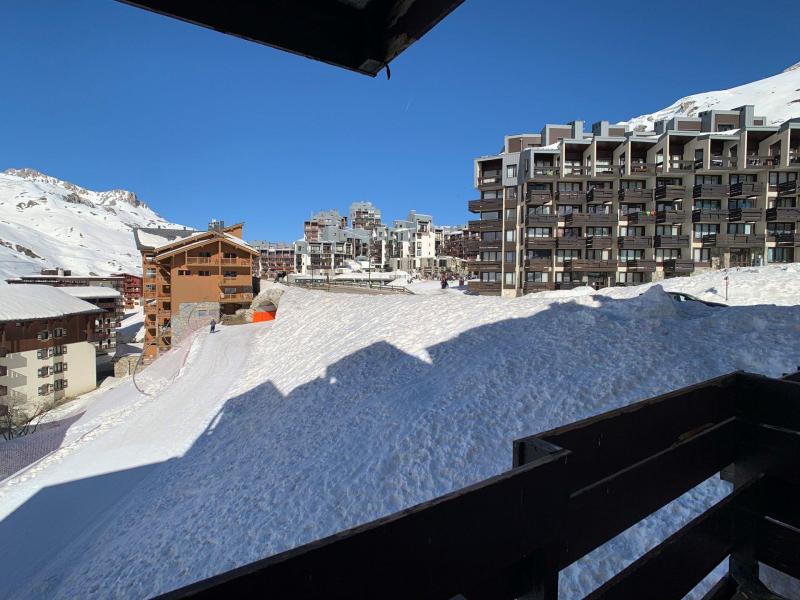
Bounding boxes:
2 0 799 241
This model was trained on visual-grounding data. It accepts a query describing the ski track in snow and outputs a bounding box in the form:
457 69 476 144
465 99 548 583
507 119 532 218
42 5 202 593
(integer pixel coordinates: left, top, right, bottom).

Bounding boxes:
0 266 799 599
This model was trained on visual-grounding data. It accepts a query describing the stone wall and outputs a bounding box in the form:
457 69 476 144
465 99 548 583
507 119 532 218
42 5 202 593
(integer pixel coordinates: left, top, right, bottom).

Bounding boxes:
172 302 220 342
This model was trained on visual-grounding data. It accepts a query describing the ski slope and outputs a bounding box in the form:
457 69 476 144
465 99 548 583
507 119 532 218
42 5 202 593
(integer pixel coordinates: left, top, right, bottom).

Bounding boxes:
1 266 799 598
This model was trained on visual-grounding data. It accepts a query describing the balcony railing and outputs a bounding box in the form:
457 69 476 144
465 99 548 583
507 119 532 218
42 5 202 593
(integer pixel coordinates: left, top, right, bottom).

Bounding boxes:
729 182 764 197
467 281 501 294
778 180 798 195
586 236 613 249
186 256 217 265
692 209 729 222
654 235 690 248
660 159 694 173
743 155 780 169
555 190 585 203
565 212 618 225
628 162 657 175
525 237 557 249
526 190 553 205
766 233 798 246
662 258 694 273
656 209 687 223
556 236 587 249
654 185 687 200
562 165 591 177
617 236 652 249
568 259 616 271
220 292 254 302
468 199 503 212
617 259 656 271
555 281 583 290
522 281 555 292
468 219 502 232
625 211 657 224
728 208 763 222
478 171 502 186
702 234 765 247
220 257 252 266
526 213 558 225
531 166 559 178
524 257 552 268
594 164 616 176
618 188 651 201
693 184 729 199
766 206 800 221
587 188 614 203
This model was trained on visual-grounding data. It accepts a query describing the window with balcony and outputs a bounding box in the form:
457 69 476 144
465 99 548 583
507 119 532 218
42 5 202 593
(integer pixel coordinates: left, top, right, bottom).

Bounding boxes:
694 223 720 237
481 252 500 261
656 224 681 236
557 205 582 216
504 251 515 264
620 179 645 190
199 251 212 258
620 203 646 216
558 182 582 191
481 189 502 199
586 249 610 260
557 227 582 238
768 248 794 263
505 230 515 242
694 199 721 210
555 272 582 283
769 171 797 187
556 249 580 263
693 248 711 262
729 174 756 184
587 227 612 237
224 271 237 278
504 209 516 221
728 199 755 209
767 223 795 235
618 226 645 237
617 272 647 284
526 272 549 282
480 272 500 283
481 211 500 221
618 249 644 261
695 175 722 185
198 271 211 277
727 223 753 235
178 269 189 276
527 249 551 259
527 227 553 238
527 206 552 216
655 249 682 261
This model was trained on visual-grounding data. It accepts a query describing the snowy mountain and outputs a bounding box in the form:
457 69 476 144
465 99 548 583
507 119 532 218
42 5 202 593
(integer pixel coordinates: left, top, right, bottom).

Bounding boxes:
0 168 187 281
622 61 800 131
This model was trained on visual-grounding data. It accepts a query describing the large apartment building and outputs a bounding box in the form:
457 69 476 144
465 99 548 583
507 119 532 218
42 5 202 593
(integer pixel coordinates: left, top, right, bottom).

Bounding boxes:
6 270 142 308
133 221 258 360
60 287 123 354
0 285 101 409
468 106 800 296
251 242 296 278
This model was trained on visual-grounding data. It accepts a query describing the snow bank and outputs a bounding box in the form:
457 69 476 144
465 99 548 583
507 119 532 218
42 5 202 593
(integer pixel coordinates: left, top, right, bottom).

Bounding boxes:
0 268 799 599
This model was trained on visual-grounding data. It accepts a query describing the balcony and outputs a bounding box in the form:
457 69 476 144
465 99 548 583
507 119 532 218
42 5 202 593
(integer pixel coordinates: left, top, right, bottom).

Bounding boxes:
526 213 558 225
692 184 729 199
586 236 613 249
743 155 780 169
562 165 591 177
654 235 690 248
565 212 618 226
654 185 687 200
526 190 553 205
157 308 171 317
587 188 614 204
660 160 694 173
617 259 656 271
468 219 502 232
524 257 552 268
618 188 651 201
706 155 734 170
568 259 616 271
186 256 218 266
662 259 694 273
766 207 800 221
728 208 764 222
221 276 251 284
702 234 765 248
479 240 502 251
525 237 557 249
478 171 502 187
594 164 616 176
220 292 254 302
656 209 687 223
220 257 252 267
625 211 656 224
729 182 764 197
471 260 501 271
766 233 799 246
628 162 657 176
468 199 502 212
617 236 652 249
778 180 798 196
556 190 585 203
556 236 587 249
530 166 559 178
692 209 729 223
555 281 583 290
522 282 555 293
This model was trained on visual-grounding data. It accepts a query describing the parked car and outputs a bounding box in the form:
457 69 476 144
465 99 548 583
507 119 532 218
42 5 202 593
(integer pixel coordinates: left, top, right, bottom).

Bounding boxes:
666 291 727 308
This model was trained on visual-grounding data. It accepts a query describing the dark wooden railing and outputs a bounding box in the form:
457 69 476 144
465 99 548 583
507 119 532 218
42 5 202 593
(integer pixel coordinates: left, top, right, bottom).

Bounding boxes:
158 372 800 600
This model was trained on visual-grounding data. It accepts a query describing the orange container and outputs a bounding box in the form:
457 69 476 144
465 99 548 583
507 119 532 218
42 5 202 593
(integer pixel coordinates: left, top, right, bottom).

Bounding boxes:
253 310 276 322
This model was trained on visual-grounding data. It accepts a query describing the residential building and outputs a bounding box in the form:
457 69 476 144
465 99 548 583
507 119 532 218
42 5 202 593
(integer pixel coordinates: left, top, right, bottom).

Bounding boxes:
468 107 800 296
0 285 101 409
6 270 142 308
121 273 143 308
60 287 123 354
303 210 348 241
251 241 296 277
349 201 383 232
133 221 259 360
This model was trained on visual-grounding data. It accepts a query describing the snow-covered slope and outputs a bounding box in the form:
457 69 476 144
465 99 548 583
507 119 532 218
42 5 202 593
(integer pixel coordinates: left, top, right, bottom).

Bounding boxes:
0 266 799 599
622 61 800 131
0 168 186 281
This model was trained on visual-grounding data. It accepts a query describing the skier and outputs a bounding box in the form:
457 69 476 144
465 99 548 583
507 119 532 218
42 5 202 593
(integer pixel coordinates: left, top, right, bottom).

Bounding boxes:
210 319 216 334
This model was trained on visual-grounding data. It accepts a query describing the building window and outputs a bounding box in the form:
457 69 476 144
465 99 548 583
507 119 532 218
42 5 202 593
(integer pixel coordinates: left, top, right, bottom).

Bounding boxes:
656 224 680 236
693 248 711 263
481 211 500 221
526 227 552 238
768 248 794 263
618 249 644 261
505 208 516 221
587 227 612 237
556 249 580 263
481 231 501 242
198 271 211 277
505 230 515 242
727 223 753 235
694 224 720 237
145 284 156 292
54 328 67 338
655 249 682 260
0 385 6 397
177 270 189 276
526 271 548 282
586 250 610 260
505 251 515 264
146 269 156 278
480 272 500 283
37 330 51 341
481 252 500 261
54 379 68 391
504 272 515 285
506 165 517 179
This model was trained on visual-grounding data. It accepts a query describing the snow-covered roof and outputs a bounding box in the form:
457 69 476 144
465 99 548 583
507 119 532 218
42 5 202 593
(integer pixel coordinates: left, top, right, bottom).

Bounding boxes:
154 231 258 259
59 286 121 299
134 228 198 250
0 284 103 321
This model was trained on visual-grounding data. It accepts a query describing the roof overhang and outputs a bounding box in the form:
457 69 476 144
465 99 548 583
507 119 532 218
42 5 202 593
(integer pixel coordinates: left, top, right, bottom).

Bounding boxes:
116 0 465 77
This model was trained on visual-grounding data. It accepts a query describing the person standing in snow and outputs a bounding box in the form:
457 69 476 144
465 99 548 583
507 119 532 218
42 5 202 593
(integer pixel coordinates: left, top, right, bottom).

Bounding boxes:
210 319 216 334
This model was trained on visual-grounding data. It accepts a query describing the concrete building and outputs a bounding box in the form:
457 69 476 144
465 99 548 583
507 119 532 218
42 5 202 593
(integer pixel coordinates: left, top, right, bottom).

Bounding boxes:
468 107 800 296
60 287 124 355
349 201 383 232
251 241 296 278
133 221 259 360
0 285 101 410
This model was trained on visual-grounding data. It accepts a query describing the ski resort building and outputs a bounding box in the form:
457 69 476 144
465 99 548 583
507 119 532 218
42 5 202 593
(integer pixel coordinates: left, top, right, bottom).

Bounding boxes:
0 285 101 408
251 242 296 278
468 107 800 296
349 201 383 232
133 221 259 360
60 287 123 355
6 270 143 308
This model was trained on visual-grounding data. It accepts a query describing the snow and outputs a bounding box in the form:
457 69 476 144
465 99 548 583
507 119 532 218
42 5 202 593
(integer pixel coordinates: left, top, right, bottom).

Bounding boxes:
59 286 121 299
0 267 799 598
0 284 101 321
621 61 800 131
134 229 193 249
0 169 187 281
